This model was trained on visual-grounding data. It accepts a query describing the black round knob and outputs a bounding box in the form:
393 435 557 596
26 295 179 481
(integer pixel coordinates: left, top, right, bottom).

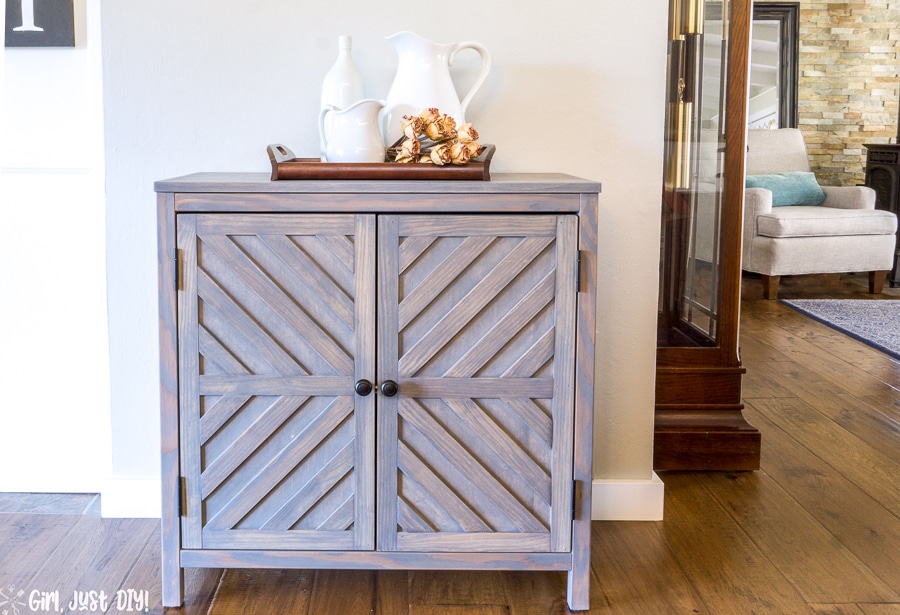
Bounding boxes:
380 380 399 397
355 379 373 396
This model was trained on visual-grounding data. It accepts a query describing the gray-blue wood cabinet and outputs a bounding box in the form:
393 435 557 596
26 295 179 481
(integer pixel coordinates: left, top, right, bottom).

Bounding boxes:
155 173 599 610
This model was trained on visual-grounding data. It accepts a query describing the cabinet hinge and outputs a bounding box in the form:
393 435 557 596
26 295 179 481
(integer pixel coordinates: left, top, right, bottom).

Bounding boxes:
178 476 187 517
174 250 182 290
576 251 586 293
572 479 579 520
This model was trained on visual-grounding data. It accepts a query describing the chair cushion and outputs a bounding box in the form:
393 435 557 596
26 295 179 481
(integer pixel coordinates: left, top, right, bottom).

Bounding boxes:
745 172 826 206
757 206 898 238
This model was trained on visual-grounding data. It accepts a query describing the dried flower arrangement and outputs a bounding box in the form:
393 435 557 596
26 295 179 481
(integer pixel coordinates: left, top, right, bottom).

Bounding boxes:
387 108 482 165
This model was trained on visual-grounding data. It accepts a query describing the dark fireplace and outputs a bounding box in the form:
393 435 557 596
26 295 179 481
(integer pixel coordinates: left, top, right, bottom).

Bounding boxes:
863 98 900 287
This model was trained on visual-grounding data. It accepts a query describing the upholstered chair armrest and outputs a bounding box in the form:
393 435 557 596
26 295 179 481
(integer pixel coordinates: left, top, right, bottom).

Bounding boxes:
742 188 772 270
820 185 876 210
743 188 772 237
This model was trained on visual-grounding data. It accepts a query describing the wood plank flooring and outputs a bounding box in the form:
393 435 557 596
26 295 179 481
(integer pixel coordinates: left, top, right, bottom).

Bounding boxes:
2 272 898 614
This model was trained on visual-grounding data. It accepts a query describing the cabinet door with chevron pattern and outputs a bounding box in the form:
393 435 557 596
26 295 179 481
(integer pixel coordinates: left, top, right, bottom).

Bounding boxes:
376 215 578 553
177 213 376 551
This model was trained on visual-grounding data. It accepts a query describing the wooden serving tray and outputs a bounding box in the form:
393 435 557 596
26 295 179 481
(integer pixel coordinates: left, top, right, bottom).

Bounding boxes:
267 143 495 181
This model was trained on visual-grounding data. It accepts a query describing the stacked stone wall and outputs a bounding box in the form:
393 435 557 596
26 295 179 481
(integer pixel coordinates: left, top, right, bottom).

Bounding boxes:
758 0 900 185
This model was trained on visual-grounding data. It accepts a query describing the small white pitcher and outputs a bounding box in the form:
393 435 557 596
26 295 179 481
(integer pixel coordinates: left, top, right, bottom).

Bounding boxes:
319 99 387 163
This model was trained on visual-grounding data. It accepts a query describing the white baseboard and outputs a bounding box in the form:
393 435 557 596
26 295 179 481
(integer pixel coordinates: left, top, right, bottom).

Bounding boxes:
101 477 161 518
591 473 665 520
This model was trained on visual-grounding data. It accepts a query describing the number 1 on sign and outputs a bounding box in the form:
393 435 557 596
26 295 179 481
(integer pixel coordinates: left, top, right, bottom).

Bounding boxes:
13 0 44 31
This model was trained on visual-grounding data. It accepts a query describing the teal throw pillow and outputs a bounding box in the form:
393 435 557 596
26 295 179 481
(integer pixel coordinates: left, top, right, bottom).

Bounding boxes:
745 171 826 206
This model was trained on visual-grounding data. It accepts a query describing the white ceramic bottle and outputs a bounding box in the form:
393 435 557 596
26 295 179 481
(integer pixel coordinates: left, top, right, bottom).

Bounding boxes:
321 35 365 111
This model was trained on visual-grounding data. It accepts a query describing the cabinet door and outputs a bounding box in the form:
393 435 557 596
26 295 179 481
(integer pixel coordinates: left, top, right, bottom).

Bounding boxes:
377 215 578 553
177 214 375 551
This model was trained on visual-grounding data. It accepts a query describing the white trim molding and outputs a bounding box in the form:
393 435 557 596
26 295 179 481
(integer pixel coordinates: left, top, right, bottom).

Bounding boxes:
591 473 665 521
101 477 161 518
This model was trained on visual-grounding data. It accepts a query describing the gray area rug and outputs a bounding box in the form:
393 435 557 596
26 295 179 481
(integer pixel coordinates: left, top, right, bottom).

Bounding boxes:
780 299 900 361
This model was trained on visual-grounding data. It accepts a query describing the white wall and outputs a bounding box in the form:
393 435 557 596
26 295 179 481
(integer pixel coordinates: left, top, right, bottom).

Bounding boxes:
0 0 109 493
96 1 668 518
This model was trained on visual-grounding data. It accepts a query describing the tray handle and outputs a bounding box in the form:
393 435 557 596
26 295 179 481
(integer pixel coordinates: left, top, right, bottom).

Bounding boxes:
267 144 297 180
475 143 495 163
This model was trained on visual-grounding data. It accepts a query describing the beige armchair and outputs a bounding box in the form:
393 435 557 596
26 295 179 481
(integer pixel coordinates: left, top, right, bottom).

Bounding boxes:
743 129 898 299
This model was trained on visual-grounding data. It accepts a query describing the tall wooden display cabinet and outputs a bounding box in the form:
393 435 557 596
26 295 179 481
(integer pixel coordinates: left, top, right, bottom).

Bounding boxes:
656 0 761 470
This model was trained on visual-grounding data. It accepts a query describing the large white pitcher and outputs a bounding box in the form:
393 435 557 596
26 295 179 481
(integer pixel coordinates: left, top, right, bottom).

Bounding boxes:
382 31 491 144
319 99 387 163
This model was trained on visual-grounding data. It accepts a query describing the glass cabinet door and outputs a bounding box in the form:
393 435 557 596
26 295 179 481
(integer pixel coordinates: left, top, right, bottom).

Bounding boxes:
658 0 730 347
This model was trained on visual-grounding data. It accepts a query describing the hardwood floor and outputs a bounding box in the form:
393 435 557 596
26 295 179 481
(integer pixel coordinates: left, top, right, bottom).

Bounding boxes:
2 272 898 614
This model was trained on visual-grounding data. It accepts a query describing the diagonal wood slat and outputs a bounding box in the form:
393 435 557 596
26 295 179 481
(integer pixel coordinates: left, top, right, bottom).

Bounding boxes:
285 234 356 300
199 232 353 375
247 233 355 334
398 499 433 533
398 443 492 533
207 396 354 530
398 236 556 380
441 271 556 378
284 467 354 532
398 235 495 330
443 398 551 502
398 234 437 274
311 233 356 280
496 398 553 449
201 395 309 498
475 398 552 473
219 408 357 533
198 269 305 375
398 398 548 533
200 394 252 444
501 329 556 378
398 236 554 376
261 441 356 531
316 493 355 532
399 411 535 534
199 326 250 375
201 395 282 476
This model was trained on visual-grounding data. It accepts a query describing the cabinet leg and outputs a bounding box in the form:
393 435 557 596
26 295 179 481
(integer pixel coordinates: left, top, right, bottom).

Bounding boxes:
566 512 591 610
161 546 183 607
566 565 590 611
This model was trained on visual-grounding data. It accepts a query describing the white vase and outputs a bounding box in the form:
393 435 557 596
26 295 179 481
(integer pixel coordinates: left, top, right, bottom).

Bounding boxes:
321 36 366 159
321 35 365 110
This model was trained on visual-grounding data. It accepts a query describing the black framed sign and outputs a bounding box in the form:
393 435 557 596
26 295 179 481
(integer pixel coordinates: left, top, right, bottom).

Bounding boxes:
5 0 75 47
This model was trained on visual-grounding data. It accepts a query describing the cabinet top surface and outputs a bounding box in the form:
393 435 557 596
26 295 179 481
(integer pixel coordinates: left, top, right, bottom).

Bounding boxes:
154 172 601 194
